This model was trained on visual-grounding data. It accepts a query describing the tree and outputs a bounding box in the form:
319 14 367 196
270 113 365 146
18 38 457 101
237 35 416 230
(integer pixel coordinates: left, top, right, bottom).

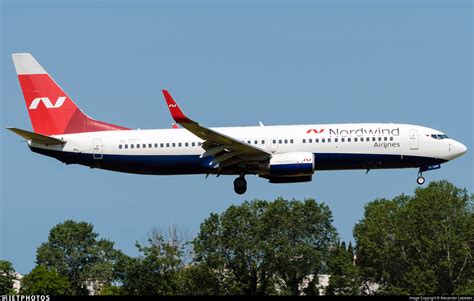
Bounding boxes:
36 220 122 295
20 265 71 295
148 225 194 266
325 242 360 295
117 236 182 295
192 198 338 295
0 260 16 295
354 180 473 295
177 264 221 295
97 284 124 296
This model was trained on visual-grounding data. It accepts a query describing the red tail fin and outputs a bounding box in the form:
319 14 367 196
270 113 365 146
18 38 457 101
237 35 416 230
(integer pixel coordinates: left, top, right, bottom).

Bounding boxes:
12 53 129 136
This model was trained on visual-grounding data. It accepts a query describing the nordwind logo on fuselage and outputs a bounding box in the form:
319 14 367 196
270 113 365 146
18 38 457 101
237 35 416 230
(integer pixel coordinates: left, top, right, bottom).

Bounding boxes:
29 96 66 110
306 129 324 134
328 127 400 136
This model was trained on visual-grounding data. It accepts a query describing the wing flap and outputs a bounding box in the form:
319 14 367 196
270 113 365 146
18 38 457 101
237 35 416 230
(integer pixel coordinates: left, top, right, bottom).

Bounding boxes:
7 127 65 145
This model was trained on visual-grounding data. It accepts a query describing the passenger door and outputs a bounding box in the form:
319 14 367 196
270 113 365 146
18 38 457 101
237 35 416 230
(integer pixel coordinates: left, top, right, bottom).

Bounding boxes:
409 130 419 150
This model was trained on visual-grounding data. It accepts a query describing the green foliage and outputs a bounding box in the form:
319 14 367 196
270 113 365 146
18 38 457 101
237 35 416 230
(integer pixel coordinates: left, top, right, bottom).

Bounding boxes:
177 264 221 295
117 237 182 295
453 280 474 295
326 242 360 295
97 284 124 295
20 265 71 295
0 260 16 295
354 180 473 295
18 181 470 296
36 220 122 295
193 197 338 295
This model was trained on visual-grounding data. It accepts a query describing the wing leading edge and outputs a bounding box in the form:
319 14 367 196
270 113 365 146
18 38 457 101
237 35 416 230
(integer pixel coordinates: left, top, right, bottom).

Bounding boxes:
162 90 271 169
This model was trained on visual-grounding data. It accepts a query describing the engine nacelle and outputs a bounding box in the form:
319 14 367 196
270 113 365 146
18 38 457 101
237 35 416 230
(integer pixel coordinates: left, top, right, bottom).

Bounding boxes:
268 152 315 177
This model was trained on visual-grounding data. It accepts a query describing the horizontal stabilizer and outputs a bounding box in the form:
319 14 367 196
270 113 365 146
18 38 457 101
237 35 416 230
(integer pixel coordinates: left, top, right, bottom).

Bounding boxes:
7 127 65 145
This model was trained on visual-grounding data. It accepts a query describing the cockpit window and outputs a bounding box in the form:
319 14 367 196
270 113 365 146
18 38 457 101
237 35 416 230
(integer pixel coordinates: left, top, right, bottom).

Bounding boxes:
431 134 449 140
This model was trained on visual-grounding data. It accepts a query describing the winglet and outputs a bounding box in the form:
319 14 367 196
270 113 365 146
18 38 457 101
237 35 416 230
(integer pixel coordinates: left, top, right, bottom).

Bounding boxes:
162 90 192 124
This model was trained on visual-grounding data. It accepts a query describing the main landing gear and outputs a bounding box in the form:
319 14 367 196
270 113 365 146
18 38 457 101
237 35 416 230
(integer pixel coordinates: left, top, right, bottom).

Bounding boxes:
234 175 247 195
416 170 425 185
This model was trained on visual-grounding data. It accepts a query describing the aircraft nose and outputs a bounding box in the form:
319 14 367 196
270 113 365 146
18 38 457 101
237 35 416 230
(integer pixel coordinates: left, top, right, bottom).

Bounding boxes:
456 141 467 156
450 140 467 159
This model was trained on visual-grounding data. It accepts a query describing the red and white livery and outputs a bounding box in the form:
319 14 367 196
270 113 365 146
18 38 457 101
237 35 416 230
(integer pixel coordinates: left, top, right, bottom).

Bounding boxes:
8 53 467 194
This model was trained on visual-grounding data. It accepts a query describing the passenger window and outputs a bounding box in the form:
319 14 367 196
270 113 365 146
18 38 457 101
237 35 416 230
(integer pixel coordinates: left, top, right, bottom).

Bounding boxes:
154 143 158 148
303 139 306 143
172 143 176 147
354 138 358 142
136 144 140 149
372 137 376 142
335 138 338 142
378 137 382 141
290 139 294 144
341 138 345 142
149 144 152 148
273 139 276 144
322 138 325 143
142 144 146 148
160 143 164 147
125 144 128 149
390 137 393 141
384 137 387 141
247 140 251 144
284 139 288 144
178 143 182 147
279 139 282 144
348 138 351 142
131 144 134 149
192 142 195 147
309 139 313 143
366 137 370 142
185 142 189 147
119 145 122 149
261 140 265 144
254 140 258 145
327 138 331 143
166 143 170 147
315 139 319 143
198 142 202 146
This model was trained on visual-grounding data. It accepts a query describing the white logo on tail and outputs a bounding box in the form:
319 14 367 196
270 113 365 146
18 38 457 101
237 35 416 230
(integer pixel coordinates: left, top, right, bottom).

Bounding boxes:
29 97 66 110
168 104 177 108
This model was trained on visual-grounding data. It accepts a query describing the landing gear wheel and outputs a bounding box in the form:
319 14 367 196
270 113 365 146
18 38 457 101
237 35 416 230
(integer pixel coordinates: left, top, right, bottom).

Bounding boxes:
417 176 425 185
234 177 247 195
416 170 425 185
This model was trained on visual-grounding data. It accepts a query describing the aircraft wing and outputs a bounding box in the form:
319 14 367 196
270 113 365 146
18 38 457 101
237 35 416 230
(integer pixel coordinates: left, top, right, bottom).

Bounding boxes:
162 90 271 168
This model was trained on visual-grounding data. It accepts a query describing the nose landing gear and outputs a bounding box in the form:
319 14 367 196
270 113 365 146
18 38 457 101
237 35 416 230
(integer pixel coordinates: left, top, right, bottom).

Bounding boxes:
416 165 441 185
416 171 425 185
234 176 247 195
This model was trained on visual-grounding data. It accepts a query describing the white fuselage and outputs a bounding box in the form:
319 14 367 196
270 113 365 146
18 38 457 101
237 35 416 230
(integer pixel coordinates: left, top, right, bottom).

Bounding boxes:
29 123 466 177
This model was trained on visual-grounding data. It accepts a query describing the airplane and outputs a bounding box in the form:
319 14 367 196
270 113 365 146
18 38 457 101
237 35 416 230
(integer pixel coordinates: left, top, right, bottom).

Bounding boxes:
8 53 467 194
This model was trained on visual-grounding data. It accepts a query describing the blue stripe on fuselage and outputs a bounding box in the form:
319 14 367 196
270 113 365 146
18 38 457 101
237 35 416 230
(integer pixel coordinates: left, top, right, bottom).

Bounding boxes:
30 147 447 175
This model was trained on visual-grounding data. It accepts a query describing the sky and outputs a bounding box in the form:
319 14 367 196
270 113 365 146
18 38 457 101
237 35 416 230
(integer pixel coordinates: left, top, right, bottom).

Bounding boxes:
1 0 472 274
